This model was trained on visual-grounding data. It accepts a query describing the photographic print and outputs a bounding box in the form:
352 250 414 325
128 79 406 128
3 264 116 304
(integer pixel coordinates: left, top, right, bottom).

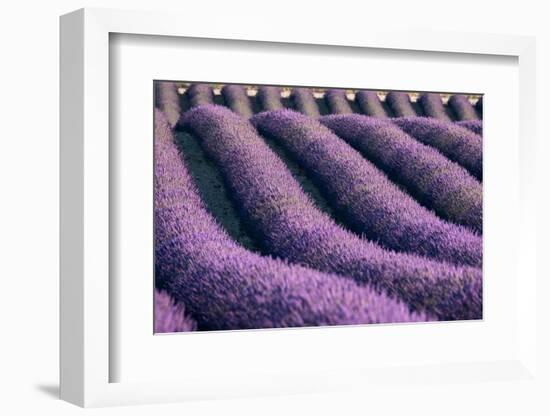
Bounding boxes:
154 81 483 333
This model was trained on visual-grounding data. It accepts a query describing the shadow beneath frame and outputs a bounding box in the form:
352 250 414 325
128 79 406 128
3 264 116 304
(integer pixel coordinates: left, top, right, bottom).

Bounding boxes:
34 383 59 399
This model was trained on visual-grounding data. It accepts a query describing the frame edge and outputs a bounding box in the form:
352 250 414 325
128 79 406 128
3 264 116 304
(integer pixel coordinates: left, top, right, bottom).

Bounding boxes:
60 8 85 407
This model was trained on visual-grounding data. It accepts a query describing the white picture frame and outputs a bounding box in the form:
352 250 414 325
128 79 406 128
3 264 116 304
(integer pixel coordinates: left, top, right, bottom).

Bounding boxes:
60 7 540 408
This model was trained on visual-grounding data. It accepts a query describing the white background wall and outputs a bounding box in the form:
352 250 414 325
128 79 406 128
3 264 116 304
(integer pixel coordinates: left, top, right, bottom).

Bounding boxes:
0 1 548 414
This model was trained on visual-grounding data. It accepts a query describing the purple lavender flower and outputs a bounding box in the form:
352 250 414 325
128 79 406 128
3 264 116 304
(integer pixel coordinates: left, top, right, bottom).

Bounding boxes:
355 91 389 118
385 91 417 117
252 110 482 267
291 88 320 118
456 120 483 136
155 290 197 333
448 94 479 121
186 83 214 108
154 81 181 128
325 89 353 114
257 86 284 111
156 108 423 329
393 117 482 180
320 114 483 234
221 84 254 118
418 93 451 121
179 105 482 320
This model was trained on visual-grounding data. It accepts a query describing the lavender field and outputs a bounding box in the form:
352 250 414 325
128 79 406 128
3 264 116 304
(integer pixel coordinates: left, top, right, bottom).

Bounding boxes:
154 82 483 333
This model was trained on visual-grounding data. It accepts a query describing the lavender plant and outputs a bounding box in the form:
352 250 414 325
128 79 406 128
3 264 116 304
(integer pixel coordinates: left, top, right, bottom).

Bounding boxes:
252 110 482 267
179 105 482 320
448 94 479 121
155 289 197 333
257 86 284 111
154 81 181 128
221 84 254 118
186 83 214 108
320 114 483 233
418 93 451 121
355 90 388 118
385 91 417 117
456 120 483 136
324 89 353 114
393 117 482 180
291 88 320 118
156 108 423 329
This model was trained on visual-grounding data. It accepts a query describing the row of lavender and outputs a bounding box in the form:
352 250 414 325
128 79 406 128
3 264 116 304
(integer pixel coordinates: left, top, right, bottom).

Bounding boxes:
178 83 483 125
154 82 483 332
181 83 484 136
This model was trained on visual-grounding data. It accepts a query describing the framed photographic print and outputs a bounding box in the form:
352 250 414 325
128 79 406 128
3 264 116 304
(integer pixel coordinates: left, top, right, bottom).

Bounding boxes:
60 7 541 409
153 80 484 333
